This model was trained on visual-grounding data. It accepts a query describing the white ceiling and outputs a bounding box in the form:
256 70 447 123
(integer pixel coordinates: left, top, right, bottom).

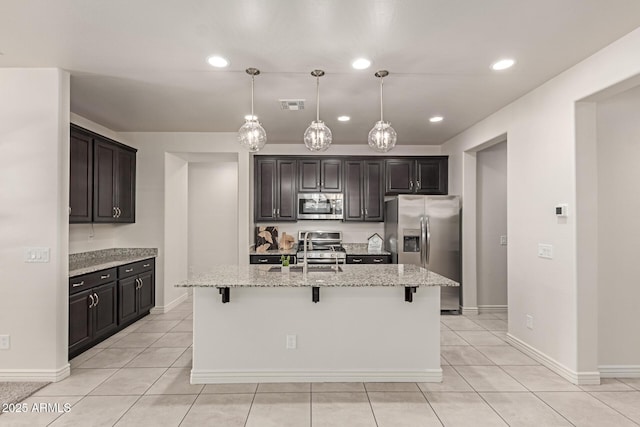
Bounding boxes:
2 0 640 145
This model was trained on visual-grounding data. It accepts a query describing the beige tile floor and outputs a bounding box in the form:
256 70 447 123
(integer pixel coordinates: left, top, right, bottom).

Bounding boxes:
2 299 639 426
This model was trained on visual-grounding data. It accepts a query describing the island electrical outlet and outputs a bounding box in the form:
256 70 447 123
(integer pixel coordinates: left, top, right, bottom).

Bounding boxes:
286 334 297 349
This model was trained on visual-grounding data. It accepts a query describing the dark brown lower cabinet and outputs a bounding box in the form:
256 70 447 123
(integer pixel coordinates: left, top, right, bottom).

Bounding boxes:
69 259 155 359
69 281 117 358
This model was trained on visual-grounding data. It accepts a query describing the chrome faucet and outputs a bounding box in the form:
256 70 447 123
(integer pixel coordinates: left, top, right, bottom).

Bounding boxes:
303 231 310 274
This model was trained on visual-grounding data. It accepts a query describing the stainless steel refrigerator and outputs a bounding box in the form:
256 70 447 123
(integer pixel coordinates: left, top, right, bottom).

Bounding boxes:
384 195 461 312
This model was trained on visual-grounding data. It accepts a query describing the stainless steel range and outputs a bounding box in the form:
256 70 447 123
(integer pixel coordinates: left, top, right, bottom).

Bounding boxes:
296 231 346 264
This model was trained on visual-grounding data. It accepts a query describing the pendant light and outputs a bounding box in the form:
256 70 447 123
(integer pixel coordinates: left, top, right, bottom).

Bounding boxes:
237 68 267 152
368 70 397 153
303 70 332 152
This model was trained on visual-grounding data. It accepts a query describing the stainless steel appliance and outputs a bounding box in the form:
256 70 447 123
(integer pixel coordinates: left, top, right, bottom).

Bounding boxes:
296 231 347 264
297 193 343 220
384 195 461 313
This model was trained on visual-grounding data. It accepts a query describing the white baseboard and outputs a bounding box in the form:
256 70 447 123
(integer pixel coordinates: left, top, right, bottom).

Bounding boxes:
461 306 479 315
0 364 70 383
506 333 600 385
599 365 640 378
150 292 189 314
478 305 508 313
191 369 443 384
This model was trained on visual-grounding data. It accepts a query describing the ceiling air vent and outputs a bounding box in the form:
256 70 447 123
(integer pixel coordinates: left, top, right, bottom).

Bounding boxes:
279 99 305 110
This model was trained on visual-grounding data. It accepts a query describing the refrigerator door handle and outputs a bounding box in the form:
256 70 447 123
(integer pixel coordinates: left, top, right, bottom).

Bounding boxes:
420 216 427 268
425 215 431 265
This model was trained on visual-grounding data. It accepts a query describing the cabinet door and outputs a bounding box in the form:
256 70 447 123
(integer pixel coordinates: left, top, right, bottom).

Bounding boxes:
118 276 138 325
115 148 136 222
93 282 118 339
320 159 342 192
69 290 93 356
137 272 155 314
416 157 448 195
93 140 117 222
364 160 384 221
255 158 277 221
69 128 93 223
276 160 297 221
385 159 415 194
298 159 321 192
344 161 364 221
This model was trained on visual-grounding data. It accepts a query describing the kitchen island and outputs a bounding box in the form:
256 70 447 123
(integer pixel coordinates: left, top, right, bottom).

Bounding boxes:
176 264 458 384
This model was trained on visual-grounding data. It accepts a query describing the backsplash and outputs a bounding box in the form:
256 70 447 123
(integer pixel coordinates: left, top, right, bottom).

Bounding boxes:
254 221 384 244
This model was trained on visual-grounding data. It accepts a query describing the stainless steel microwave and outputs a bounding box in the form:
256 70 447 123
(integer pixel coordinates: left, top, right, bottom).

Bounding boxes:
297 193 343 220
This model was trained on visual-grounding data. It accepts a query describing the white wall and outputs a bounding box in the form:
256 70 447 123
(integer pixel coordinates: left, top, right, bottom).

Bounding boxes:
0 69 70 380
596 85 640 368
476 142 507 307
442 27 640 382
188 160 239 273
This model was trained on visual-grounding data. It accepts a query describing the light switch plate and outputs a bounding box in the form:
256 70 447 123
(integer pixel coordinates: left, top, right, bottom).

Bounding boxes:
500 235 508 246
24 247 50 263
538 244 553 259
0 335 10 350
286 334 297 349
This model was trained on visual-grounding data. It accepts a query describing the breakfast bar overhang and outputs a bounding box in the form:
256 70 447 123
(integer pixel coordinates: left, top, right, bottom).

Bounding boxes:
176 264 459 384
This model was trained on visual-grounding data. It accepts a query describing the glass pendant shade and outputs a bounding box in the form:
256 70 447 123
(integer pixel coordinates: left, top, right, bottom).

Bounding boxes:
304 70 332 152
238 119 267 152
368 70 396 153
368 120 397 153
237 68 267 152
304 120 332 152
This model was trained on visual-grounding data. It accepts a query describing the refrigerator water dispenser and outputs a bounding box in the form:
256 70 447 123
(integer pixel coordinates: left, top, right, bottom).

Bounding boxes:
403 231 420 252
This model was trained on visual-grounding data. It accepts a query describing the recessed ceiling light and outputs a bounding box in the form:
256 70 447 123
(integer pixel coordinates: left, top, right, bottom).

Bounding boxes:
352 58 371 70
207 55 229 68
244 114 258 121
491 58 515 71
337 116 350 122
429 116 444 123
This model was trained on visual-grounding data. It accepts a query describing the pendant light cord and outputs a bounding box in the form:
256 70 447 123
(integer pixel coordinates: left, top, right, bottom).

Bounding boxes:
380 77 384 123
316 75 320 123
250 75 255 119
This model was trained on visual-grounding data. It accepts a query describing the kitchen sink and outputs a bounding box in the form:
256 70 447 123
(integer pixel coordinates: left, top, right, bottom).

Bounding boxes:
268 265 342 273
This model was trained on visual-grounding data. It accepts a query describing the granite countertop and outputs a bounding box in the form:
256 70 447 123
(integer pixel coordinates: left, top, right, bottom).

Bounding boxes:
69 248 158 277
249 248 298 256
342 243 391 256
176 264 459 288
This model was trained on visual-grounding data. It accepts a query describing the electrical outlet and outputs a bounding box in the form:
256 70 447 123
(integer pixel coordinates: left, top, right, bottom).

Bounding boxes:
538 244 553 259
0 335 10 350
526 315 533 330
286 334 297 349
500 235 508 246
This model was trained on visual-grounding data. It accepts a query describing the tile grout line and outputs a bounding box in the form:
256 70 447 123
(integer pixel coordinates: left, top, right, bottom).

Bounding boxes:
582 389 640 426
243 386 258 427
417 387 446 427
363 385 380 427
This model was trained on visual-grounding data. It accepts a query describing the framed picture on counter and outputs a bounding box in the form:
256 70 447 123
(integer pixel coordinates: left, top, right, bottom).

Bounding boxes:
255 226 279 252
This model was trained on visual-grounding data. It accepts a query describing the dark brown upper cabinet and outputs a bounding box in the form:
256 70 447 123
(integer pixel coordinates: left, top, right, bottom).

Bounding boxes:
70 124 137 224
69 128 93 223
298 159 342 192
93 138 136 223
385 157 448 195
254 157 297 222
344 160 384 222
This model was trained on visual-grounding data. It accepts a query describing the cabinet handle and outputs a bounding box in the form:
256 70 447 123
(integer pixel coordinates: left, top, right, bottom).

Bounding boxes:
139 279 143 289
361 208 363 217
410 181 414 191
68 207 72 215
272 208 276 217
352 258 363 263
100 274 110 279
125 268 134 273
117 207 122 218
136 278 140 289
373 258 383 263
143 263 150 268
258 258 268 263
113 207 117 218
321 181 324 187
72 281 85 287
89 293 94 308
276 208 280 217
416 180 421 190
94 292 99 306
365 208 368 216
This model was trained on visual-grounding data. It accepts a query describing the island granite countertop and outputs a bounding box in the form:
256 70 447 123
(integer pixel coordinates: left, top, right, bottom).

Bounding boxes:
70 248 158 277
176 264 458 288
